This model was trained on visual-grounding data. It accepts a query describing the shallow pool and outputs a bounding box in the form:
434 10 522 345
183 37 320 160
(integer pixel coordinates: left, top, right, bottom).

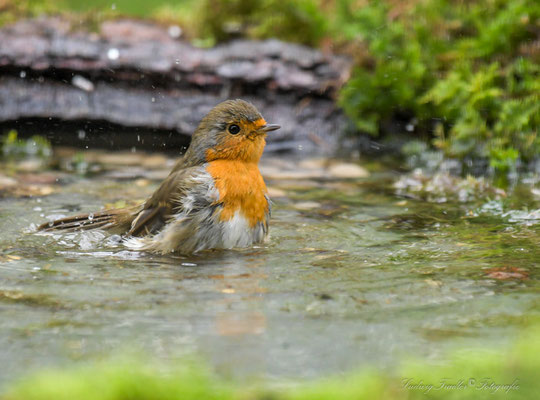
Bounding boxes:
1 152 539 387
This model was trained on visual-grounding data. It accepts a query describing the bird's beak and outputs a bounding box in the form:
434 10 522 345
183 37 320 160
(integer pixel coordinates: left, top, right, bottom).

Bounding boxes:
258 124 281 133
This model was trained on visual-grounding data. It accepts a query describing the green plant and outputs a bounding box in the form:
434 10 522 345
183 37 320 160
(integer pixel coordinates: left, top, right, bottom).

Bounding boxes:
197 0 327 46
1 130 52 159
338 0 539 169
5 325 540 399
2 0 538 170
0 0 57 26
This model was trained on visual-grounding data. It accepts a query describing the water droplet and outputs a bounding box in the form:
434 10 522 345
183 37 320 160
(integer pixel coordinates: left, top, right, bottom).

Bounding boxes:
72 75 94 92
78 130 86 140
108 234 122 244
20 70 26 78
107 48 120 60
151 97 155 103
111 3 116 10
168 25 182 39
406 123 414 132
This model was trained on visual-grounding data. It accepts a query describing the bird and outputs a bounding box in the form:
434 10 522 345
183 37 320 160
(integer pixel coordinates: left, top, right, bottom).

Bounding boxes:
38 99 280 254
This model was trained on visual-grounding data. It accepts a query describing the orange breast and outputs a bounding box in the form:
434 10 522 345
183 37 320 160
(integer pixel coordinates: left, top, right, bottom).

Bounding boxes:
206 160 268 227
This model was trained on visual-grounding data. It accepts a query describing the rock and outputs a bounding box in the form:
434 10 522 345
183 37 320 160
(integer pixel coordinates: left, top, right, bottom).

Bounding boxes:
260 165 324 180
1 184 55 197
15 159 46 172
141 154 170 168
298 158 328 170
327 162 369 178
17 173 60 185
0 17 352 156
0 171 58 198
0 175 17 188
267 187 287 198
81 152 146 166
485 267 529 280
294 201 321 210
261 158 370 180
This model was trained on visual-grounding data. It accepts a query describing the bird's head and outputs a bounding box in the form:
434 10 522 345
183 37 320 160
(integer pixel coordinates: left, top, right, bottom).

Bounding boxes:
183 99 280 165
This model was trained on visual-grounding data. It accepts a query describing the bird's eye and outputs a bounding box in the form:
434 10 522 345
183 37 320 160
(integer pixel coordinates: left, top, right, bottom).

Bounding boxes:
228 124 241 135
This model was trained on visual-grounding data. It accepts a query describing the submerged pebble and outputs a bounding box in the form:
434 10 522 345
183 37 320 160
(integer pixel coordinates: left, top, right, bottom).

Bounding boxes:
327 163 369 178
294 201 321 210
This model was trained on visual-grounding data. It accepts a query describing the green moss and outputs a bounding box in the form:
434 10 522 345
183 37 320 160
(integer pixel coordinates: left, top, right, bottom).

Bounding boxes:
338 0 540 169
0 290 63 309
196 0 327 46
2 0 538 170
5 326 540 399
5 360 233 400
0 0 57 26
1 130 52 159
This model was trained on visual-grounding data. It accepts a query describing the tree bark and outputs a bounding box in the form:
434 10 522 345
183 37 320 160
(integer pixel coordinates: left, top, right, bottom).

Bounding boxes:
0 17 352 154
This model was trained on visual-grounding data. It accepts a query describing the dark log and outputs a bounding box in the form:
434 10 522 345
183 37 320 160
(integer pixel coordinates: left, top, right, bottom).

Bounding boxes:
0 17 352 154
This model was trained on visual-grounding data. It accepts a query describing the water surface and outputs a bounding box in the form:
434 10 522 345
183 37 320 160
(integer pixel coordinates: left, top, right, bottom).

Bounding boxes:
1 153 539 387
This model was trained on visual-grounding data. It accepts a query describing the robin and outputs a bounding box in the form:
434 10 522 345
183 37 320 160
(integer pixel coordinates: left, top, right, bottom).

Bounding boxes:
38 99 280 254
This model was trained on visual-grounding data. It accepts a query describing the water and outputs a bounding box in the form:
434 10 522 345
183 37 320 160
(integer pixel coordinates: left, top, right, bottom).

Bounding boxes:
0 154 539 388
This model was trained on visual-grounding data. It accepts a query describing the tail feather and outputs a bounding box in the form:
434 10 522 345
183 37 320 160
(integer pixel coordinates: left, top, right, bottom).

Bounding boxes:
37 207 138 234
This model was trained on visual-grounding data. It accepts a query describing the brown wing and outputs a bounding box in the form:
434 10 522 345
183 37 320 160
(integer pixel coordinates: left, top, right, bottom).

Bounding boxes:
37 207 138 233
127 166 202 236
38 165 203 236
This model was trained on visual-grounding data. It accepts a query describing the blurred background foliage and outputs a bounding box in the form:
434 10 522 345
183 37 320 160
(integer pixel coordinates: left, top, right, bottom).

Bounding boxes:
1 0 538 169
336 0 539 171
6 324 540 399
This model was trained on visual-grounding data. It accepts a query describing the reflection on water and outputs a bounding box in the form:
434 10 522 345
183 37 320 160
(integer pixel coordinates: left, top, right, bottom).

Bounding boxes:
0 155 539 387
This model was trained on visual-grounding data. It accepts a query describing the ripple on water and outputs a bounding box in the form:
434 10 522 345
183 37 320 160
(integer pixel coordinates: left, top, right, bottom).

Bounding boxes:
0 166 539 386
